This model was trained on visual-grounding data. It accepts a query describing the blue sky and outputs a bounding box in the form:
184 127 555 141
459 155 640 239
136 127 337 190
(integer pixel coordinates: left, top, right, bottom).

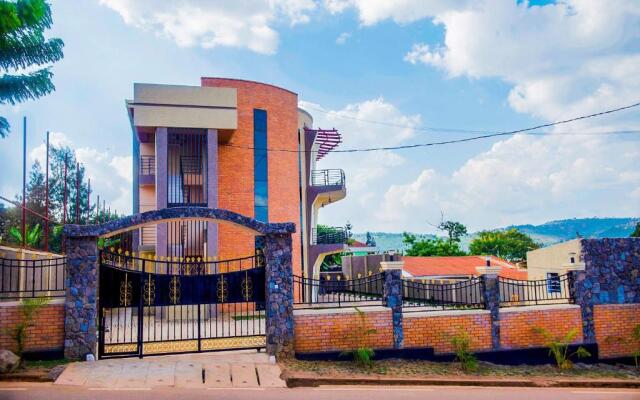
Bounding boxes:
1 0 639 233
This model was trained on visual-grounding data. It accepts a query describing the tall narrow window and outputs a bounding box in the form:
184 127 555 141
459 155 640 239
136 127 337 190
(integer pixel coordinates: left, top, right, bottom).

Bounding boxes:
254 109 268 222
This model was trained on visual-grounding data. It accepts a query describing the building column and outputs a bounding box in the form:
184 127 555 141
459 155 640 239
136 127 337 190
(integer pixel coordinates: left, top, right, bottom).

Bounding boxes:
206 129 218 258
381 261 403 349
477 266 501 350
63 236 98 360
155 127 167 257
264 233 295 358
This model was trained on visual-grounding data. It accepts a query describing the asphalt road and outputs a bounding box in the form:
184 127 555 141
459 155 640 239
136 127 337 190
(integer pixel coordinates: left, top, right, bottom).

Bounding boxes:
0 383 638 400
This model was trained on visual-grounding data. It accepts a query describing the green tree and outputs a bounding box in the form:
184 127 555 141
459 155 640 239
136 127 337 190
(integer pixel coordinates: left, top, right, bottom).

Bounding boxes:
402 233 466 257
469 228 540 262
438 220 467 244
365 232 376 247
631 222 640 238
0 0 64 138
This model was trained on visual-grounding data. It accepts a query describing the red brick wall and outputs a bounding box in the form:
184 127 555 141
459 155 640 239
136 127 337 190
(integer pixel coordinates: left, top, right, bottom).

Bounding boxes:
201 78 302 276
403 311 492 353
294 308 393 353
499 305 583 349
0 301 64 352
594 304 640 359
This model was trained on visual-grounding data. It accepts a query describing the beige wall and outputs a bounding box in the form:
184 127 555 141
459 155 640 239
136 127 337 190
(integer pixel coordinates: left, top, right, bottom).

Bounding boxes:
139 186 156 212
140 142 154 156
526 239 582 280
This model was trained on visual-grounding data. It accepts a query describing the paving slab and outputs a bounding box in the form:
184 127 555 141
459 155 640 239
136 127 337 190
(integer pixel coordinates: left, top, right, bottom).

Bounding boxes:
145 362 176 387
86 362 124 388
115 361 149 388
53 363 91 386
204 363 232 388
174 361 204 388
256 364 286 388
231 363 259 388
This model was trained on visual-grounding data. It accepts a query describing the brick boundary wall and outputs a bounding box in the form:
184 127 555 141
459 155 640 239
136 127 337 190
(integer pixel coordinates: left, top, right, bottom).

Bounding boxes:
499 305 583 349
0 299 65 353
294 307 393 353
593 304 640 359
403 309 492 353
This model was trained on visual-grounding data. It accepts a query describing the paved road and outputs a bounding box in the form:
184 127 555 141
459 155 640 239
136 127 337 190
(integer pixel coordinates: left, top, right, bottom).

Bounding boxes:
0 383 638 400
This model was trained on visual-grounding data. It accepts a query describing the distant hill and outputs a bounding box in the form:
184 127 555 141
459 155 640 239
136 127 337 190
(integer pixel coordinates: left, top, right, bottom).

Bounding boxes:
354 217 639 252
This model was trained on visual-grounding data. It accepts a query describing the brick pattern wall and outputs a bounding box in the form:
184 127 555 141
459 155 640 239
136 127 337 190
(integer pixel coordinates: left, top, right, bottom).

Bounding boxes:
0 302 64 352
594 304 640 359
499 306 583 349
202 78 302 277
294 309 393 353
403 311 492 353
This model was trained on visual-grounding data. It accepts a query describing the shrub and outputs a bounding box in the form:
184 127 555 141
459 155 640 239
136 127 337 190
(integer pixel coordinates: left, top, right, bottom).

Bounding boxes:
533 326 591 369
450 331 478 371
4 297 50 358
632 324 640 368
341 307 377 368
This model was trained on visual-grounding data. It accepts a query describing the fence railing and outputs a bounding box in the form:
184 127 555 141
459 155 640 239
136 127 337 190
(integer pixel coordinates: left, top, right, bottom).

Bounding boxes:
402 278 485 311
311 169 345 187
498 274 573 307
0 256 66 300
294 273 384 308
311 227 347 245
139 155 155 176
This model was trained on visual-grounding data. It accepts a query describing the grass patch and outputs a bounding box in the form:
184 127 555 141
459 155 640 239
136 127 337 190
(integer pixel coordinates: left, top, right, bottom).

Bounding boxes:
21 359 69 370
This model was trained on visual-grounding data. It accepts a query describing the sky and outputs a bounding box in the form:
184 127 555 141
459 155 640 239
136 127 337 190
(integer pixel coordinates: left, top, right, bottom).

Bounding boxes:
0 0 639 234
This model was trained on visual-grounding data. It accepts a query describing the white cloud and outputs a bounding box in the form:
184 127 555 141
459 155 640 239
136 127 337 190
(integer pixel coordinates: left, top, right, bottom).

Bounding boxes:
100 0 317 54
336 32 351 44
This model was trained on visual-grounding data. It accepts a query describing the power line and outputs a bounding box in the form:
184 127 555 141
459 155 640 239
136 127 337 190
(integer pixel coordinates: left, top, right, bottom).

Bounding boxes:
221 101 640 154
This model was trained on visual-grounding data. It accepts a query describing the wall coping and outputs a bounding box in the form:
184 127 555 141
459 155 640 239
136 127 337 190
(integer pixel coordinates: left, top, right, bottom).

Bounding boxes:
499 303 580 314
593 303 640 309
380 261 403 271
0 298 65 307
403 308 491 318
293 306 389 316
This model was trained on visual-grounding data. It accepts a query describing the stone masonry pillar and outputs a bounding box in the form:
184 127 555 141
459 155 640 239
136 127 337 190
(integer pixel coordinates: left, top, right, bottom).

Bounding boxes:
381 261 403 349
63 236 99 360
264 233 295 358
477 266 501 350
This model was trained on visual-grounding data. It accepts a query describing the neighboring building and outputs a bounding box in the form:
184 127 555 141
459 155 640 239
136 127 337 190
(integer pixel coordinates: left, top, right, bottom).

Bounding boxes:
402 255 527 281
127 78 346 278
346 240 377 256
526 239 583 280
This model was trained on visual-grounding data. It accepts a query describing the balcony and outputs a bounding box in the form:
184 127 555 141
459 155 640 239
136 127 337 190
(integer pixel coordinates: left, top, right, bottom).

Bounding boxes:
139 155 155 185
312 226 347 245
311 169 345 187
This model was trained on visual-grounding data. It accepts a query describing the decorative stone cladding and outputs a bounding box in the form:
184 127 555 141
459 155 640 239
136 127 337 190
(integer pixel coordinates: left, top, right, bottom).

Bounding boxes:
294 307 393 353
265 234 295 358
593 304 640 359
499 305 583 349
575 238 640 342
0 300 64 352
402 310 492 353
201 78 303 278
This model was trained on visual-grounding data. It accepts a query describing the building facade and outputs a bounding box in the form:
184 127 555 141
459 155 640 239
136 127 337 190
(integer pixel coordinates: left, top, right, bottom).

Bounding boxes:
127 78 346 278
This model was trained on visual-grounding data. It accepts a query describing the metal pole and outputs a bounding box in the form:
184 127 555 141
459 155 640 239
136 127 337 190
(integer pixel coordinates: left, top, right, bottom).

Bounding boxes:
45 131 50 251
63 154 68 224
75 162 80 224
96 195 100 223
87 179 91 225
21 116 26 248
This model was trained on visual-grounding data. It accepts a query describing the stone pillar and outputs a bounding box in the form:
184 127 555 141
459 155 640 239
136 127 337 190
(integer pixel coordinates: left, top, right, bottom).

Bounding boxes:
206 129 219 259
381 261 403 349
155 127 168 257
477 266 501 350
264 233 294 358
64 236 99 360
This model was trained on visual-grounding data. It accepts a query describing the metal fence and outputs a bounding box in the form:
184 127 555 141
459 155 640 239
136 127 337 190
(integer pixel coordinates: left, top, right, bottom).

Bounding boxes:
311 227 347 245
402 278 485 311
310 169 345 186
498 274 573 307
293 273 384 308
0 256 66 300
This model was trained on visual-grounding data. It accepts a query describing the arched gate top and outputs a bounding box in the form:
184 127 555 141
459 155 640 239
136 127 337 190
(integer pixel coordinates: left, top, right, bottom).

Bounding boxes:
63 207 296 238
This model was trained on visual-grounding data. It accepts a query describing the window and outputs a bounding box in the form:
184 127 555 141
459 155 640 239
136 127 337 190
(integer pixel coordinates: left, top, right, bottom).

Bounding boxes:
546 273 561 294
253 109 268 222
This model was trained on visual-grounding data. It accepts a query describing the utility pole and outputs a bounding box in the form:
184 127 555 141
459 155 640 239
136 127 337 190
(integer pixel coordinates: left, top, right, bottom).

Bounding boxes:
63 154 68 224
75 162 80 224
21 117 26 248
45 131 50 251
87 179 91 225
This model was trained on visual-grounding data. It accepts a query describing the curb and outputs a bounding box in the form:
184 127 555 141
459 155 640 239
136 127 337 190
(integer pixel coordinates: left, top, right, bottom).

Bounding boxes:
0 373 53 383
285 376 640 389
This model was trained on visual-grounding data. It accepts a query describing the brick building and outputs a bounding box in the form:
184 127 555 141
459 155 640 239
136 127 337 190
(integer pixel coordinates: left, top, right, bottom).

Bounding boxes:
127 78 346 278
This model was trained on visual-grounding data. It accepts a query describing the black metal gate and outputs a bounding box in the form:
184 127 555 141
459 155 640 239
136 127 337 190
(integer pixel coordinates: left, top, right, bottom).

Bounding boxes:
97 250 266 359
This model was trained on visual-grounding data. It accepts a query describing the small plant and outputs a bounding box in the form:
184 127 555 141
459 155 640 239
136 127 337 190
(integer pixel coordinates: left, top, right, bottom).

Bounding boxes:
97 237 120 249
632 324 640 368
8 224 42 247
4 297 51 358
450 331 478 371
340 307 377 368
533 326 591 369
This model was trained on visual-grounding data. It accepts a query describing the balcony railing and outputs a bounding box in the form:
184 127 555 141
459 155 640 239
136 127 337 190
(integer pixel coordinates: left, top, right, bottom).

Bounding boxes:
140 155 155 176
311 169 345 187
312 226 347 245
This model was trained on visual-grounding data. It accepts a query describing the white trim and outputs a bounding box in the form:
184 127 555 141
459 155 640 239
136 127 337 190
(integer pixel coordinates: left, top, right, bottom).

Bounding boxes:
499 304 580 314
380 261 403 271
293 305 389 316
0 297 65 307
403 309 490 318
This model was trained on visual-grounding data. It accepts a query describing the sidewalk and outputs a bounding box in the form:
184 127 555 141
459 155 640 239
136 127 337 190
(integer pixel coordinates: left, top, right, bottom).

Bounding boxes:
54 350 286 389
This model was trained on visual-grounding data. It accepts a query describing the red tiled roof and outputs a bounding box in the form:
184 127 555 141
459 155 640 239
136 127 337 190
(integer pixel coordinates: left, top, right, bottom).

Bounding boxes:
350 240 368 248
403 256 527 280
